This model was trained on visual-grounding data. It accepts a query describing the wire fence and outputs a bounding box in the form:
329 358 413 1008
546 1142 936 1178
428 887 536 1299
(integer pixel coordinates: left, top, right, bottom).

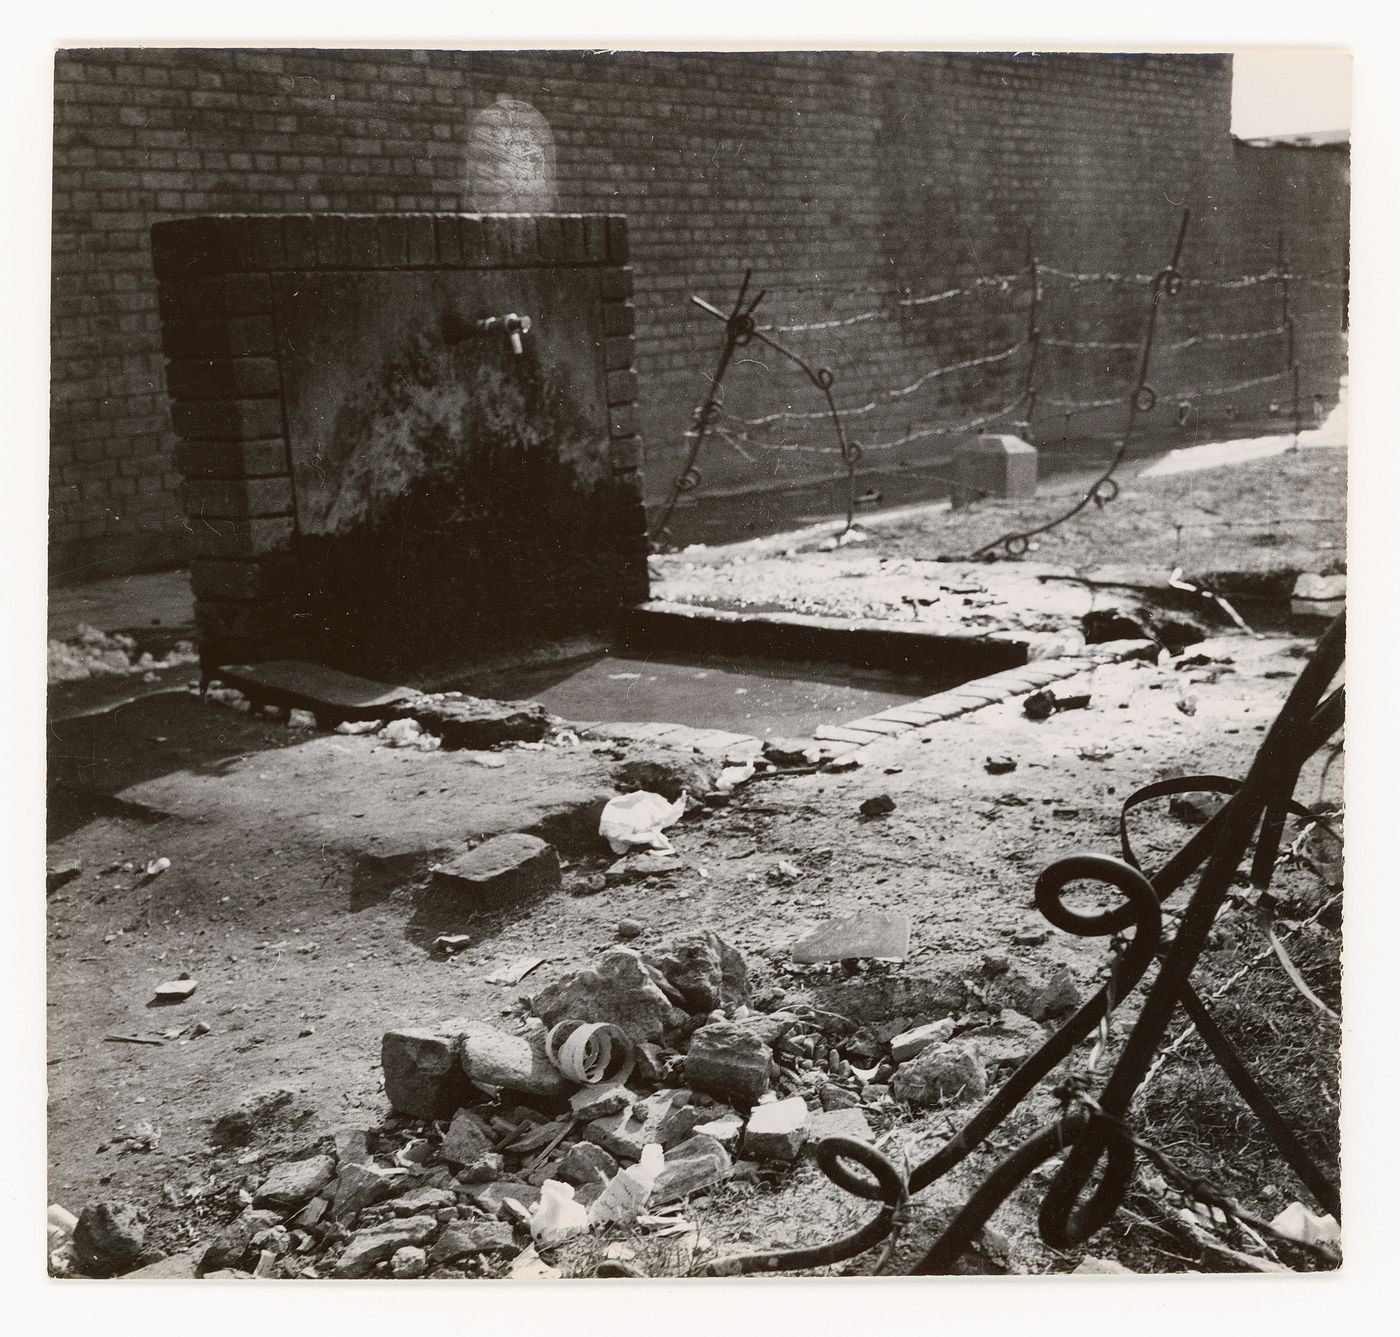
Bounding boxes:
653 224 1348 550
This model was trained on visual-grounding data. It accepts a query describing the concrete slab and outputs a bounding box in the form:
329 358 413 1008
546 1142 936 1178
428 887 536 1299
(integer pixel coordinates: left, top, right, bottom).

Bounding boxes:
218 660 421 720
791 910 911 964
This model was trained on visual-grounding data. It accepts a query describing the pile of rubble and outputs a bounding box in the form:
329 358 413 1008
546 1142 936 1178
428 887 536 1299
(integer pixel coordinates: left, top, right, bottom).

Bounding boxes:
48 623 198 685
51 926 1096 1280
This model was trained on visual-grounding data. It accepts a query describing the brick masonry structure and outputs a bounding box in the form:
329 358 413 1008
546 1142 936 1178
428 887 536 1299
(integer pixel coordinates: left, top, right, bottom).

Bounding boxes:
52 50 1349 581
150 211 646 670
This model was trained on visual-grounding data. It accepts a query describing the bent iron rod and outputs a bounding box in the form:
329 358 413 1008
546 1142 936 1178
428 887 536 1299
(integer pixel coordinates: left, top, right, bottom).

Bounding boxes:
693 613 1343 1276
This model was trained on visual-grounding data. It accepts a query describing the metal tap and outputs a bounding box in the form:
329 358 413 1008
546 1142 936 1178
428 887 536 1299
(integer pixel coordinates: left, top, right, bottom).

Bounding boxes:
476 312 533 354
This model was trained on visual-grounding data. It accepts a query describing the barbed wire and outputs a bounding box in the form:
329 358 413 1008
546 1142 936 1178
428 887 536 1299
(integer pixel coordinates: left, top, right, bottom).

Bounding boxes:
654 235 1345 547
726 337 1029 428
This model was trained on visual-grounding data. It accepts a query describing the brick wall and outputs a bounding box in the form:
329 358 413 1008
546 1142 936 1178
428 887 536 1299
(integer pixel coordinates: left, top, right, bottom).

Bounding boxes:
151 211 644 671
51 49 1349 581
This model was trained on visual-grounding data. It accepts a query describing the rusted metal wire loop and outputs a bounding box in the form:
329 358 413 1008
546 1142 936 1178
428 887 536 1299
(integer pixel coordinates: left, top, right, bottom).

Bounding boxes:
648 269 767 547
689 286 861 534
698 614 1343 1277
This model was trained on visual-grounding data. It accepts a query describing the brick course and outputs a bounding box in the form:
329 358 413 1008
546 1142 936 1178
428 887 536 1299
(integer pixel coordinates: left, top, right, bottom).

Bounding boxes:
52 49 1348 580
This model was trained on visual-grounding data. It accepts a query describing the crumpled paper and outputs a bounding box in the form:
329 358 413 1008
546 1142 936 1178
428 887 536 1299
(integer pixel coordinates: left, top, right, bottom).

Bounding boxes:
599 791 686 855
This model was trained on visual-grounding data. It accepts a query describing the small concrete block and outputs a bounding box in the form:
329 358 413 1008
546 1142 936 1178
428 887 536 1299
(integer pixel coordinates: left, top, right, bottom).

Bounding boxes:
889 1018 956 1063
812 724 885 745
954 434 1038 500
871 706 942 727
430 834 561 904
791 911 911 964
743 1096 809 1162
806 1107 875 1144
380 1026 473 1119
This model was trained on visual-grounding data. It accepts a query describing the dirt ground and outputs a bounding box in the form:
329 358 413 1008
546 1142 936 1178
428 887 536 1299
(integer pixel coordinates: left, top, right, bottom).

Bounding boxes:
659 445 1346 585
46 614 1341 1275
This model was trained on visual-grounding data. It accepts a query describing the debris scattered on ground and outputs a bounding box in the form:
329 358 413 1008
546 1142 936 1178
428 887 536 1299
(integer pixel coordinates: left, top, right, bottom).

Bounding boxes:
1023 689 1092 720
485 957 547 987
151 976 197 1004
858 794 897 818
48 624 198 685
599 791 688 855
1269 1201 1341 1248
377 718 441 751
334 719 381 735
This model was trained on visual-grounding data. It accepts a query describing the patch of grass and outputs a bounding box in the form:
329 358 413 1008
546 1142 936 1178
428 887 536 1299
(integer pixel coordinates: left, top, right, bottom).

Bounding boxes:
1133 919 1341 1211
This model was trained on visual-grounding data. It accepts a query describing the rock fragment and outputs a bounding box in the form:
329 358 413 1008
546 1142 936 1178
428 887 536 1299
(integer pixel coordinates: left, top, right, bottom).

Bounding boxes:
381 1025 473 1118
889 1018 956 1063
555 1140 620 1188
651 1133 732 1205
806 1107 875 1144
72 1202 147 1277
892 1042 988 1107
330 1163 411 1222
529 948 686 1045
859 794 897 818
649 930 750 1012
409 695 553 748
685 1021 772 1103
332 1215 438 1279
253 1155 336 1211
429 1220 520 1265
743 1096 809 1161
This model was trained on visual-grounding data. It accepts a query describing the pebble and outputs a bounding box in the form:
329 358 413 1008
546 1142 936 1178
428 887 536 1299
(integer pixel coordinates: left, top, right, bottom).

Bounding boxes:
617 918 643 940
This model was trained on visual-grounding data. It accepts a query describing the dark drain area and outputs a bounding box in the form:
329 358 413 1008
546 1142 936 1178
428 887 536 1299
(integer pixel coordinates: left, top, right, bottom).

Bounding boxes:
451 604 1026 737
465 648 953 738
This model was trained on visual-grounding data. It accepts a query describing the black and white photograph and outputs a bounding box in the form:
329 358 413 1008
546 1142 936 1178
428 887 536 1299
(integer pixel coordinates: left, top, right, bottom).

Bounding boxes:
23 9 1388 1315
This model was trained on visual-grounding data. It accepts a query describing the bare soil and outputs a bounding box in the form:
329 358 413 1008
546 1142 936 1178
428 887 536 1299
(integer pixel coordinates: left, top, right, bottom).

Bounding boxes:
46 622 1341 1276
